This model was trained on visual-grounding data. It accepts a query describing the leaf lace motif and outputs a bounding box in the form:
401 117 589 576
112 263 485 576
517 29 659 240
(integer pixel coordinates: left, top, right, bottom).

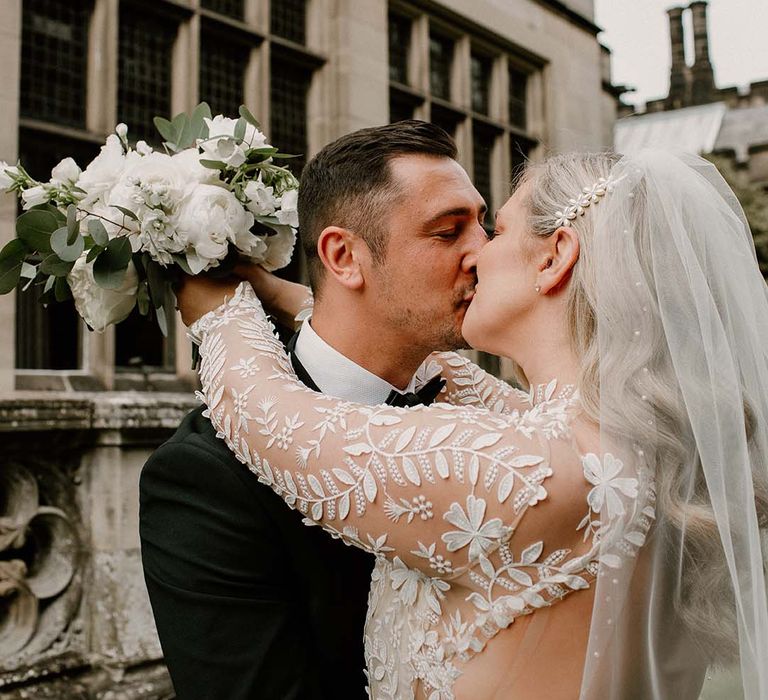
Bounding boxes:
194 283 652 700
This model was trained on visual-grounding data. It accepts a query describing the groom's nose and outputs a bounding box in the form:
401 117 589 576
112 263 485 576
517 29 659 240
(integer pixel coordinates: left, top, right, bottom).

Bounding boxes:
460 222 487 274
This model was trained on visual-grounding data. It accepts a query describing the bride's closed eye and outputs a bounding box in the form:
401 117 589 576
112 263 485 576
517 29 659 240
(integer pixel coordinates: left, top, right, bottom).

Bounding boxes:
485 229 498 241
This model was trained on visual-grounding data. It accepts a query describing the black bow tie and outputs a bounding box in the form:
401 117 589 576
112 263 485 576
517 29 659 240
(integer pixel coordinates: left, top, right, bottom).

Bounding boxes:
385 375 446 408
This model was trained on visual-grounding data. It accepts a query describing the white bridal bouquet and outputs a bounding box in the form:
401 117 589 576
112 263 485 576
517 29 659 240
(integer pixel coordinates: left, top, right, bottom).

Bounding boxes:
0 103 298 333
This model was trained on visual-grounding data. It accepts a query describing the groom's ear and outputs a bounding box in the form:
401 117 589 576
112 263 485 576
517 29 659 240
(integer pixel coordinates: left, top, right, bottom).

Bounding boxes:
317 226 366 291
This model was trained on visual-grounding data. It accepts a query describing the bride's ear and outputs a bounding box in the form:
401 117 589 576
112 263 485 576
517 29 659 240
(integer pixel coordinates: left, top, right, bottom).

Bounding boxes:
317 226 366 290
536 226 580 295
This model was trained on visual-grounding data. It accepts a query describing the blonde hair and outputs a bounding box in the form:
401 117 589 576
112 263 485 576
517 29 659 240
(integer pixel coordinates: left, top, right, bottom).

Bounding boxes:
519 152 768 663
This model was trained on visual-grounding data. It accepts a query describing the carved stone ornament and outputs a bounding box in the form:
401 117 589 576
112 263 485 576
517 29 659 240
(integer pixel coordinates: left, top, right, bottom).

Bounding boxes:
0 463 81 665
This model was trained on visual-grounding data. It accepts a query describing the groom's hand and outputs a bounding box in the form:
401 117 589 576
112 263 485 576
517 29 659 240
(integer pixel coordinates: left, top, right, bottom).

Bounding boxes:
175 275 242 327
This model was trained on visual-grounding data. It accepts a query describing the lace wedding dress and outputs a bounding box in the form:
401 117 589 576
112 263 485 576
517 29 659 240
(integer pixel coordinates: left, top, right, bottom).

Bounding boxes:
192 284 653 699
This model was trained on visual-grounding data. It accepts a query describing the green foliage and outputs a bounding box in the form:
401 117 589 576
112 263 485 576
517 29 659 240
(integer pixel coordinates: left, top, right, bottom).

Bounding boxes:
93 237 132 289
0 239 26 294
154 102 212 153
51 226 84 261
16 209 57 253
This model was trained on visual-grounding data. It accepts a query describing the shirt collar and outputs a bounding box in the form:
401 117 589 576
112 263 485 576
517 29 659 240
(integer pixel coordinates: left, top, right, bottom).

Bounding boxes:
293 319 420 405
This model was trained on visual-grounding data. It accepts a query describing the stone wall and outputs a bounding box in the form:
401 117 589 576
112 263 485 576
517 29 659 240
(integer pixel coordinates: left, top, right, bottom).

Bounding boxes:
0 394 196 699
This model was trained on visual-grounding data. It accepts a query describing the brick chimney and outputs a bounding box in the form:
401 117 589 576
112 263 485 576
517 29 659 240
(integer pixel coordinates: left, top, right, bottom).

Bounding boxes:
689 0 716 105
666 6 690 108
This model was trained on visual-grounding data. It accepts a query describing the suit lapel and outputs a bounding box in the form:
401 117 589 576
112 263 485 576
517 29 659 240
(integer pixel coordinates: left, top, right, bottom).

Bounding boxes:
286 331 322 392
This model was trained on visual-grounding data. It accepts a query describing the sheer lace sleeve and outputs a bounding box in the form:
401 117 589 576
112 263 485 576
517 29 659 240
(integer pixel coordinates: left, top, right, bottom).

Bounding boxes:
193 283 595 584
427 352 536 415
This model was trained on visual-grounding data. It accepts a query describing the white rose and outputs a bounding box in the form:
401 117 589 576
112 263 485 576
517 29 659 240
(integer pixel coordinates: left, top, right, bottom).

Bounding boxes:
76 134 126 207
243 176 277 216
200 115 269 168
21 184 51 210
50 157 81 185
276 188 299 228
171 148 220 185
136 140 153 156
0 162 20 190
175 183 254 274
67 253 138 332
260 226 296 272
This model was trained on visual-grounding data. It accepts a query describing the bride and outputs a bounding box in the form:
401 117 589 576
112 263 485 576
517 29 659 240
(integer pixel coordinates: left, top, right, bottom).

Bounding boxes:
176 150 768 699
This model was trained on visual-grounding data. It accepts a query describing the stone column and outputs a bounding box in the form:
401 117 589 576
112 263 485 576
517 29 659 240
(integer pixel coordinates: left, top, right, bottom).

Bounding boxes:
666 6 690 108
689 0 716 105
0 0 21 392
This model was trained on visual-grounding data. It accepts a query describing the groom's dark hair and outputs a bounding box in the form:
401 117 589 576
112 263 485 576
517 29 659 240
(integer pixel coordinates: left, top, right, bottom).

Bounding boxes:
298 120 457 292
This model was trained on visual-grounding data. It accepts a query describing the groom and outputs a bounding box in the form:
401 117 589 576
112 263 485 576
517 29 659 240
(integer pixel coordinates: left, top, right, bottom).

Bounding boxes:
139 120 487 699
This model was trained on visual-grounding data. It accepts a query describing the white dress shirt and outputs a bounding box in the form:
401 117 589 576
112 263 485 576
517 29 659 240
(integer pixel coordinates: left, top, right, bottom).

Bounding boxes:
293 319 423 405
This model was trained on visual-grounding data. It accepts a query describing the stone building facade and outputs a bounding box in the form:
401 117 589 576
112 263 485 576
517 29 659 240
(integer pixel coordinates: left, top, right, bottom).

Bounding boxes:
0 0 617 696
616 0 768 189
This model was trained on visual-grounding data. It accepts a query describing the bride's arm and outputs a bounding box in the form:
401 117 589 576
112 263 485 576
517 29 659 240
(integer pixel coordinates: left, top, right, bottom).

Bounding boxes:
234 265 531 414
191 281 566 579
428 352 532 415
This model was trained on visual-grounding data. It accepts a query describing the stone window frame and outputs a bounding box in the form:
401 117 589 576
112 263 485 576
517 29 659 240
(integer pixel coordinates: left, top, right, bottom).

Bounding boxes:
10 0 327 392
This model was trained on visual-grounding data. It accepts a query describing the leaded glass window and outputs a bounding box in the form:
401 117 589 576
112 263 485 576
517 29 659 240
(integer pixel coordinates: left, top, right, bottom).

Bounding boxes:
430 104 463 140
117 8 177 144
472 125 496 210
508 65 528 129
471 53 492 115
429 32 453 101
270 57 311 175
115 307 173 370
390 93 414 123
200 0 244 21
20 0 91 128
271 0 306 45
15 130 99 370
200 30 250 118
389 13 410 85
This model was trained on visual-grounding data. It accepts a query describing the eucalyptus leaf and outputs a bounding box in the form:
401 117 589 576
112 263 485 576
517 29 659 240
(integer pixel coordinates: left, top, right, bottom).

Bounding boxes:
88 219 109 247
16 209 58 253
137 280 150 316
93 237 132 289
86 245 103 263
199 159 227 170
0 240 26 294
234 117 247 142
20 261 37 279
66 204 79 244
179 102 211 149
29 203 66 225
43 275 55 295
238 105 261 129
272 153 301 159
51 226 85 262
0 238 27 265
155 304 168 337
145 259 166 309
54 276 71 302
113 205 138 222
153 116 178 146
40 254 75 277
172 253 193 275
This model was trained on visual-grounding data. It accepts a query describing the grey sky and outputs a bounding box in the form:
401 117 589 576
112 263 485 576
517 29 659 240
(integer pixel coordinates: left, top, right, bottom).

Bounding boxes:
594 0 768 108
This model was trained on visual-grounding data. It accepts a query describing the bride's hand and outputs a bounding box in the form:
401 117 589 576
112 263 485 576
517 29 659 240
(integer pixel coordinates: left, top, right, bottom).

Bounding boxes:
233 262 312 329
174 275 242 327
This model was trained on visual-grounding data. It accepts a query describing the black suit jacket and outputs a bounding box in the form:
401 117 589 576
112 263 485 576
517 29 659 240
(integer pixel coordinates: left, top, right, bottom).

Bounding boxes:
139 344 374 699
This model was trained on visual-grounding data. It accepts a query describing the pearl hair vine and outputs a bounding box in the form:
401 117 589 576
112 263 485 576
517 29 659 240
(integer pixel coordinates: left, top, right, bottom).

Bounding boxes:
553 173 627 228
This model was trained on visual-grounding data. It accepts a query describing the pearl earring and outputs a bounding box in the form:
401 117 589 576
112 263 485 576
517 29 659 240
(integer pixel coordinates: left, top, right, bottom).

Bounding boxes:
534 284 541 293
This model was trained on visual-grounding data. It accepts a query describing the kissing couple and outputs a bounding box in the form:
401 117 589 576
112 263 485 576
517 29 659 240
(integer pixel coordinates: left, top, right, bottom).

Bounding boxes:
141 121 768 699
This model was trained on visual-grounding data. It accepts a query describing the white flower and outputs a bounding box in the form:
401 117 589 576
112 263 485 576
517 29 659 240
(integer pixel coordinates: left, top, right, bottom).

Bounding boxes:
276 188 299 228
582 453 638 520
259 226 295 271
115 123 128 140
67 253 138 332
21 184 51 210
175 183 255 274
171 148 220 185
50 157 81 185
0 162 19 190
136 140 153 156
442 495 504 561
76 134 127 207
243 175 277 216
389 556 421 606
200 115 269 168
